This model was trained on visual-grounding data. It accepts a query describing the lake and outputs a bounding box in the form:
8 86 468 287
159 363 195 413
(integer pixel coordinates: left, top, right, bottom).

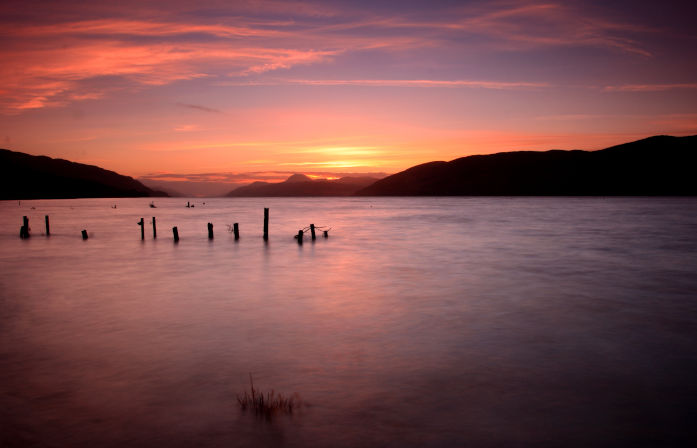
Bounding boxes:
1 197 696 447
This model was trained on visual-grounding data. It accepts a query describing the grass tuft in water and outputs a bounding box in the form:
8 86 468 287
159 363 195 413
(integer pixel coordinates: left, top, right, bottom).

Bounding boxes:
237 373 300 418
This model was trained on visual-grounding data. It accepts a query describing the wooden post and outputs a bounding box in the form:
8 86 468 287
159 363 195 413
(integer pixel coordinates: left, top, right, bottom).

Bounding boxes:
152 217 157 239
172 226 179 242
208 222 214 239
45 215 50 236
233 223 239 240
81 230 88 240
20 216 30 238
138 218 144 240
310 224 316 240
263 208 269 241
297 229 303 245
323 230 329 238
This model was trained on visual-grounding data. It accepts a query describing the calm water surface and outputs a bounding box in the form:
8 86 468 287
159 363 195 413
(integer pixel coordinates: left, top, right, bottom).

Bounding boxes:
1 197 696 447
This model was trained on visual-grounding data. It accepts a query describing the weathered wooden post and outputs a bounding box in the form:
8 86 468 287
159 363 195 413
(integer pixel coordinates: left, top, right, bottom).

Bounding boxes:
20 216 30 238
81 230 88 240
323 230 329 238
138 218 144 240
233 223 239 240
310 224 316 240
208 222 214 239
45 215 50 236
172 226 179 242
263 208 269 241
152 217 157 239
297 229 303 245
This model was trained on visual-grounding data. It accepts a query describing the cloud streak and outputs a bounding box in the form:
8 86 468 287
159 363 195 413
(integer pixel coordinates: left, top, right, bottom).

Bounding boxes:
0 1 664 112
604 83 697 92
0 18 342 112
176 103 223 113
139 170 387 184
269 79 549 89
447 2 654 56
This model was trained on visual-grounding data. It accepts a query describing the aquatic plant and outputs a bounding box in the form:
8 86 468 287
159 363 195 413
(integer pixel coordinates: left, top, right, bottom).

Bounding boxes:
236 373 300 418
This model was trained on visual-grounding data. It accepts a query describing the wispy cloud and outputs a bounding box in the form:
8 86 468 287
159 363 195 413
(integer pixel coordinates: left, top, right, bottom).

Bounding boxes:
173 124 200 132
438 2 653 56
278 160 382 169
139 170 387 185
9 19 285 39
309 2 654 56
647 113 697 133
176 103 222 113
604 83 697 92
0 18 342 112
239 49 339 75
273 79 549 89
0 1 665 113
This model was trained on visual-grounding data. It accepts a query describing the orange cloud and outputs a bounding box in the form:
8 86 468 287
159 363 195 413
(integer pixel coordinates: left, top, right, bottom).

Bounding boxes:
173 124 200 132
247 79 549 89
0 19 343 112
1 1 660 114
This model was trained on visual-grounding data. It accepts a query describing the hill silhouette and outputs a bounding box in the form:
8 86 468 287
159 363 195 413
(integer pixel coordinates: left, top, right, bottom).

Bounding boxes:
356 135 697 196
227 174 378 197
0 149 167 199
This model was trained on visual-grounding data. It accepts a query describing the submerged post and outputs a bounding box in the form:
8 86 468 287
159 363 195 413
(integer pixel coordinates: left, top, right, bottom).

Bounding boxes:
263 208 269 241
208 222 214 239
81 230 88 240
152 217 157 239
138 218 144 240
310 224 316 240
323 230 329 238
45 215 50 236
297 229 303 245
233 223 239 240
19 216 29 239
172 226 179 242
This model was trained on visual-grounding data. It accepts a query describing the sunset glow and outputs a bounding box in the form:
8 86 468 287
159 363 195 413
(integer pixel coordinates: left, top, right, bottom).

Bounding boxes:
1 0 695 185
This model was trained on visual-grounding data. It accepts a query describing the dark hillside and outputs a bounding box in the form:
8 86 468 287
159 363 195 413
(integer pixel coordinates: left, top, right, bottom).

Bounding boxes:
0 149 167 199
356 135 697 196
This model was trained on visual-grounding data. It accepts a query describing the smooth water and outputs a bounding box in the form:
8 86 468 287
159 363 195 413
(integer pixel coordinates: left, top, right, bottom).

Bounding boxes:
1 197 696 447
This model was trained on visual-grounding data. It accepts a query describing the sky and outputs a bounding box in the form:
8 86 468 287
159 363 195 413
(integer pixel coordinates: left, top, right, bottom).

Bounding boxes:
1 0 696 187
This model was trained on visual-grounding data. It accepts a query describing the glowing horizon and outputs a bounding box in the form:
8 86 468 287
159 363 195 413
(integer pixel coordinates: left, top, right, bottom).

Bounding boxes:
1 0 695 180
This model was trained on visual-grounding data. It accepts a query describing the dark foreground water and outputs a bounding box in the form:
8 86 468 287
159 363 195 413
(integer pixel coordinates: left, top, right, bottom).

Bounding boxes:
1 197 696 447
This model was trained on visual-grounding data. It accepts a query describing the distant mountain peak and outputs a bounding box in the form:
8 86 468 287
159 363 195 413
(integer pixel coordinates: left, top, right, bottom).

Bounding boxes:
227 172 379 197
285 173 312 183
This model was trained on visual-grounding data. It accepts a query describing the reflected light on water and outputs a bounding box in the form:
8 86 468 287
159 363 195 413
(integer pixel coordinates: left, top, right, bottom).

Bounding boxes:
1 197 697 447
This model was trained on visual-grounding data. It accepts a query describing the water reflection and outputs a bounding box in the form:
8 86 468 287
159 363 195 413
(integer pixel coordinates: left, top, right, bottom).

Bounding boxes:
1 197 696 447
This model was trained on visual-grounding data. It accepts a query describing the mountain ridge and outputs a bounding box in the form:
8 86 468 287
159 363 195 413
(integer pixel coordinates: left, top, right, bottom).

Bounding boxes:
356 135 697 196
227 174 378 197
0 149 167 200
4 135 695 199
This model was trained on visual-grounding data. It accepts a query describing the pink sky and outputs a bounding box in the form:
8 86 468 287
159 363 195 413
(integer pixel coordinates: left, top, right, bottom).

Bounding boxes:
1 0 696 184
